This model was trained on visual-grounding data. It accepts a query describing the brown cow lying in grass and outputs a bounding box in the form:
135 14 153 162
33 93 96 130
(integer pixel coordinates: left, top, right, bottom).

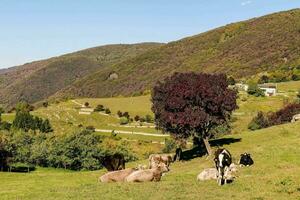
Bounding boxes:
149 154 173 169
99 168 137 183
125 163 169 182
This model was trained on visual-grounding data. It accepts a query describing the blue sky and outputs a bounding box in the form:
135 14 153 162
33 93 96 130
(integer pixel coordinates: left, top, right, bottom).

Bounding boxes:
0 0 300 69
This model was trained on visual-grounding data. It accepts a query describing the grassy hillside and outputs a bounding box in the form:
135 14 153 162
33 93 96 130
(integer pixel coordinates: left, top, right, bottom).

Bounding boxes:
2 122 300 200
0 43 162 108
2 9 300 106
56 9 300 99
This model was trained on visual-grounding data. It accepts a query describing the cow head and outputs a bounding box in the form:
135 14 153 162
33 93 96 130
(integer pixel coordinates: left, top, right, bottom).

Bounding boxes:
157 163 170 173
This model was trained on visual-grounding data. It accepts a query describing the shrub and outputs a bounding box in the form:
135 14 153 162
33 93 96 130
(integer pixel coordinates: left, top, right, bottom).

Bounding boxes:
134 115 140 122
249 103 300 130
291 74 300 81
268 103 300 126
247 83 265 97
0 122 11 131
105 108 111 114
270 72 289 83
162 138 176 153
139 117 146 123
145 114 154 123
48 130 103 170
117 111 123 117
248 111 269 131
258 75 269 84
119 117 129 125
86 126 95 132
123 112 130 119
94 104 104 112
42 102 49 108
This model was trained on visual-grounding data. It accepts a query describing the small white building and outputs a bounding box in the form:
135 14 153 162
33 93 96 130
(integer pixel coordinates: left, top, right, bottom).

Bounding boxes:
258 84 277 96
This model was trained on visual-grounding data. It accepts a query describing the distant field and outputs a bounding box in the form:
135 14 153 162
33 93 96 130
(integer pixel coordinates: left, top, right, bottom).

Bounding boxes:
277 80 300 93
2 122 300 199
77 95 153 117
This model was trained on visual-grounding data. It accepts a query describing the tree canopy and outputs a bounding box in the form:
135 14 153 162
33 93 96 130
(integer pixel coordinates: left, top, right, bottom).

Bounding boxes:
151 72 238 154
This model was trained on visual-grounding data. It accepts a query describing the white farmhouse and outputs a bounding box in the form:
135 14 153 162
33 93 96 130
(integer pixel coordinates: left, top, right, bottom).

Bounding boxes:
258 84 277 96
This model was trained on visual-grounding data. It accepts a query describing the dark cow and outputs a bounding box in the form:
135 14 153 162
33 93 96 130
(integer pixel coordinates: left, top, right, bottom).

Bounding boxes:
214 148 232 185
101 153 125 171
239 153 254 166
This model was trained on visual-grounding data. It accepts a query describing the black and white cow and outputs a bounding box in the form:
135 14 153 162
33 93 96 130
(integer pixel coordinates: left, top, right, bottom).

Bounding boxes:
239 153 254 166
214 148 232 185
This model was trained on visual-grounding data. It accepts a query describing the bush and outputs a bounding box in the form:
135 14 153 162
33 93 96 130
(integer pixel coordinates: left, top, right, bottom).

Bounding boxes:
42 102 49 108
94 104 104 112
86 126 95 132
105 108 111 114
117 111 123 118
162 138 176 153
84 102 89 107
119 117 129 125
0 122 11 131
123 112 130 119
48 130 103 170
248 111 269 131
270 72 289 83
134 115 140 122
268 103 300 126
247 83 265 97
139 117 146 123
248 103 300 130
145 115 154 123
258 75 269 84
291 74 300 81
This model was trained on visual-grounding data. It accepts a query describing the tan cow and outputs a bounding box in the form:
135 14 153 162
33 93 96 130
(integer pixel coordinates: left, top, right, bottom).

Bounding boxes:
99 168 137 183
149 154 173 169
125 163 169 182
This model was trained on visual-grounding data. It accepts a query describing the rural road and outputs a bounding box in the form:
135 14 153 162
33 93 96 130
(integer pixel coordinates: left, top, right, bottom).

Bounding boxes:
95 129 169 137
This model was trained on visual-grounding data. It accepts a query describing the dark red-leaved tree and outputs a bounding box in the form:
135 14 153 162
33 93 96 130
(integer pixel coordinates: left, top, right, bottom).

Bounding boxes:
151 72 238 155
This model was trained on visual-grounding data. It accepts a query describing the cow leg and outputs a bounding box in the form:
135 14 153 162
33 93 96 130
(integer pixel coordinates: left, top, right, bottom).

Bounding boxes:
217 167 223 186
224 166 228 185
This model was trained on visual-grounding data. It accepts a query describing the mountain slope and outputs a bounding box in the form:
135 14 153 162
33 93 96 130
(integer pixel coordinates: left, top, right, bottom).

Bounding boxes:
56 9 300 98
0 43 162 107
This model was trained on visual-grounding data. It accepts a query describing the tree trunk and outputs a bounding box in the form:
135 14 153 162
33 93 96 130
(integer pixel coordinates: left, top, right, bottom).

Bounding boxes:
203 137 212 156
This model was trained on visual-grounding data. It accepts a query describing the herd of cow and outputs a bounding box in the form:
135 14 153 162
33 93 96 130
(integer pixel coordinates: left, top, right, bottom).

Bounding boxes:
99 148 254 186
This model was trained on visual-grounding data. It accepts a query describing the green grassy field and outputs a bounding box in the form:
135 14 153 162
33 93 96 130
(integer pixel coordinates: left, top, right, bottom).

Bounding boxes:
1 80 300 199
2 121 300 200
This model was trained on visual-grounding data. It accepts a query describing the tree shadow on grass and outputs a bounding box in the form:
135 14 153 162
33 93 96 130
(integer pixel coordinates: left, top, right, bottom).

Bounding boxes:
210 138 242 147
174 137 241 161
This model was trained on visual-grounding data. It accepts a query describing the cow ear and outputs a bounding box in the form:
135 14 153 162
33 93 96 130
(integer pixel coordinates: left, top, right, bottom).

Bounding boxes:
240 154 243 156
